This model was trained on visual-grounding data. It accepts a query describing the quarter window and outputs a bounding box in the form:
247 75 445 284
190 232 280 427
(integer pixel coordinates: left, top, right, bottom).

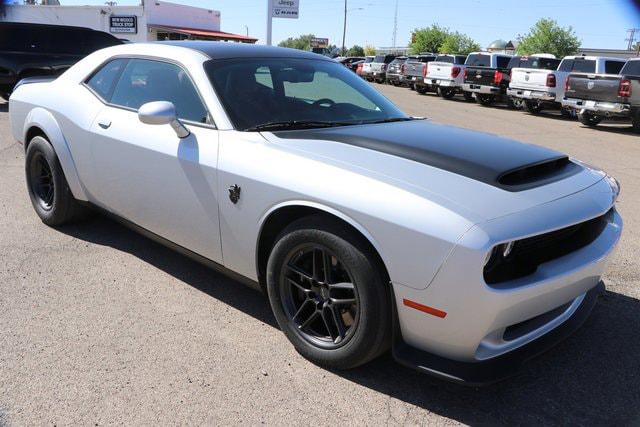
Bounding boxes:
110 59 209 124
86 58 128 101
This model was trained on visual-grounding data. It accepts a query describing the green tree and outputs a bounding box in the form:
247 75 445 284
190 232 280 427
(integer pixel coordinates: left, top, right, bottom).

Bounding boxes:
278 34 316 50
517 19 580 58
440 32 481 55
347 45 365 57
364 45 376 56
409 25 449 54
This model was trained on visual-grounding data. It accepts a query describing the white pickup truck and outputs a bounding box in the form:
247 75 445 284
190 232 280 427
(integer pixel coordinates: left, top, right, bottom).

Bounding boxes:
508 55 627 115
424 54 470 100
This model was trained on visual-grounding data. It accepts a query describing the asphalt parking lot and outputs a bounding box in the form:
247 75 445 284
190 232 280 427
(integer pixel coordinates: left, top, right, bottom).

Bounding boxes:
1 85 639 425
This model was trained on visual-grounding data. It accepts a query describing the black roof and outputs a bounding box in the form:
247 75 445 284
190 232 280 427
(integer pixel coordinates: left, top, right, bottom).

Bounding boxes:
158 41 333 61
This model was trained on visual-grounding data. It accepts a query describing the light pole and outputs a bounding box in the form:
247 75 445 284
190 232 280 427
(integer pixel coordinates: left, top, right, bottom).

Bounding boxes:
341 2 365 56
266 0 273 45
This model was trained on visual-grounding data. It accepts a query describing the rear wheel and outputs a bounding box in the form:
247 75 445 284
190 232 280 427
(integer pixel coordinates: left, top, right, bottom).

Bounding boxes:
631 108 640 134
578 110 603 127
266 216 391 369
416 85 428 94
438 87 456 99
476 94 495 106
25 136 87 226
507 96 524 110
560 107 574 118
462 91 474 102
0 92 10 101
524 100 543 114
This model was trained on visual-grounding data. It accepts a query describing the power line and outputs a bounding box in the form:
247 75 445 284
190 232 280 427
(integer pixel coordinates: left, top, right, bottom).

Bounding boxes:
626 28 640 50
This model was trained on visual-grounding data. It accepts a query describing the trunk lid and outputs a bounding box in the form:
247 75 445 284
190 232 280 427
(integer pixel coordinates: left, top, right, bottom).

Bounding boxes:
464 66 497 86
426 62 455 80
510 68 553 90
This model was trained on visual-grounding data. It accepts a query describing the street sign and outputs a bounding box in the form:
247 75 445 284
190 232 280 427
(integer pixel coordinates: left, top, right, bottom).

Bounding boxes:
310 38 329 48
271 0 299 19
109 15 137 34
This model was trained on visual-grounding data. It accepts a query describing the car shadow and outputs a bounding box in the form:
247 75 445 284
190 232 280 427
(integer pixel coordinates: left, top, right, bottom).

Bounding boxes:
58 214 640 425
0 101 8 113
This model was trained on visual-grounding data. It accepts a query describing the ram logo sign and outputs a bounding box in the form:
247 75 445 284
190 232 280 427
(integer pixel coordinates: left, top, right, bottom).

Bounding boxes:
587 81 595 90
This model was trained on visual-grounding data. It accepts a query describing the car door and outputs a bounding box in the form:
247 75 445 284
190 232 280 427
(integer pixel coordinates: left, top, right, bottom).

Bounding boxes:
88 58 223 263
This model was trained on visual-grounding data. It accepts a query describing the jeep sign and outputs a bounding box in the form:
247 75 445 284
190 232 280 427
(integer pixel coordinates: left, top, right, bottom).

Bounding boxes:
109 15 138 34
271 0 299 19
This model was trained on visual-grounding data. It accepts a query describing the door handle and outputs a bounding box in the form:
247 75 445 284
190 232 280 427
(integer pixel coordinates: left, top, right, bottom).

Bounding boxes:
97 119 111 129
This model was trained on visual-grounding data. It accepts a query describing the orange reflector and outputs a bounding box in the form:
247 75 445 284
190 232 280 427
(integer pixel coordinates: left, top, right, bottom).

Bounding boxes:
403 299 447 318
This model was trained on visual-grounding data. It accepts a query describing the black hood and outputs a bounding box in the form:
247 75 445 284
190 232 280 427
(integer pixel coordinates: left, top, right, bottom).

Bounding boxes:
274 119 580 191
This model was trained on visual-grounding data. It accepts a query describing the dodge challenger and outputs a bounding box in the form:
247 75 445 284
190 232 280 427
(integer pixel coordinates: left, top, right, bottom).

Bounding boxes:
8 42 622 384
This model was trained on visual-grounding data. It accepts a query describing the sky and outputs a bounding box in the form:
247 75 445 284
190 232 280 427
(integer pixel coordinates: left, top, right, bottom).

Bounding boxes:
58 0 640 49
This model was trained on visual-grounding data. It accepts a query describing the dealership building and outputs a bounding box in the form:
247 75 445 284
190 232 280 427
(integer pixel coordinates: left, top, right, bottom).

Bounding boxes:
1 0 257 44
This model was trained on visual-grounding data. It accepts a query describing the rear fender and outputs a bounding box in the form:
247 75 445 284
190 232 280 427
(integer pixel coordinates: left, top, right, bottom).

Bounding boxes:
23 107 88 201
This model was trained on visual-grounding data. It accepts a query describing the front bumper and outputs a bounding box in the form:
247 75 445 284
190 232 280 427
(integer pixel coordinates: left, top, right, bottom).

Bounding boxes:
507 87 556 101
391 177 622 383
562 98 630 115
463 83 501 94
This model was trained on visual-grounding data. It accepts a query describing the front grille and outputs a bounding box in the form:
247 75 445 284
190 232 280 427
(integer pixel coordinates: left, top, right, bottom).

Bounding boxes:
484 209 612 285
503 301 573 341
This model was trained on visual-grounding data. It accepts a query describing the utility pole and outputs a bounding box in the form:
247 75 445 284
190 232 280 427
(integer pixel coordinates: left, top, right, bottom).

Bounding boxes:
341 0 347 55
392 0 398 48
626 28 639 51
266 0 273 45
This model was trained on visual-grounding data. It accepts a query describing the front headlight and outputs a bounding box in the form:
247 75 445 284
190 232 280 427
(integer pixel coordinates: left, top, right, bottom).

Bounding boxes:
605 174 620 202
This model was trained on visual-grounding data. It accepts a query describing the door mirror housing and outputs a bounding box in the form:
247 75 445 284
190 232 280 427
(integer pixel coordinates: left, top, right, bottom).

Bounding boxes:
138 101 190 138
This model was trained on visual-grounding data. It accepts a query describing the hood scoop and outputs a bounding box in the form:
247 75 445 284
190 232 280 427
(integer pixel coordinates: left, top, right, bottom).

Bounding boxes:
497 156 580 191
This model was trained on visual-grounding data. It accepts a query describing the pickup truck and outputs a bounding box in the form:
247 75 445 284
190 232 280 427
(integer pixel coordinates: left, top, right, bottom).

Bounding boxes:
0 22 122 100
424 54 470 100
563 57 638 132
402 54 436 94
358 56 374 78
509 55 626 116
462 52 515 107
367 54 396 83
385 56 407 86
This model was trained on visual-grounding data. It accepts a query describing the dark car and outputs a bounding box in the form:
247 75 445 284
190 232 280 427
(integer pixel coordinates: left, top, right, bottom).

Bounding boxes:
403 54 437 94
563 58 638 132
339 56 365 69
385 56 407 86
461 52 516 107
0 22 123 100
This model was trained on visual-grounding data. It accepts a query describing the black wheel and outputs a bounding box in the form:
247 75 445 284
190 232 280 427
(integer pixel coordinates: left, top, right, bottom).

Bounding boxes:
462 91 474 102
524 99 543 114
476 94 495 106
578 110 602 127
0 92 10 101
507 96 524 110
631 108 640 134
409 84 415 91
438 87 456 99
416 85 428 94
266 216 391 369
560 107 574 118
25 135 87 226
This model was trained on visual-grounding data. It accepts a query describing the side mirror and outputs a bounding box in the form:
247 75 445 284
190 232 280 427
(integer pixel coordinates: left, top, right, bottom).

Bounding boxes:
138 101 190 138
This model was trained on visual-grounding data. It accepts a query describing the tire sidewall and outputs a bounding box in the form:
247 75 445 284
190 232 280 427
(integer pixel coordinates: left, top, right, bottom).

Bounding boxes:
266 220 389 369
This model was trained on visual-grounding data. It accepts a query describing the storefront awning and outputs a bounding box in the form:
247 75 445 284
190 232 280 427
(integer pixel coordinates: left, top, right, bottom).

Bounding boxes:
150 25 257 43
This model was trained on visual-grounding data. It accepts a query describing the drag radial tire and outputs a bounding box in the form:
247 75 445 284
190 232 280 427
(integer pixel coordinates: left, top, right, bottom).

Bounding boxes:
266 215 391 370
578 110 603 127
25 135 87 226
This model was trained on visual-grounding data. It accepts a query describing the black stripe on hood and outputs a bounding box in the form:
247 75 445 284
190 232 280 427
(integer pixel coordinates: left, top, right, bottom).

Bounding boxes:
273 119 581 191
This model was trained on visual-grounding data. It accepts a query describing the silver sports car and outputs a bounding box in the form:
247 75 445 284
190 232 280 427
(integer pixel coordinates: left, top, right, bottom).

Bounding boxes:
9 42 622 384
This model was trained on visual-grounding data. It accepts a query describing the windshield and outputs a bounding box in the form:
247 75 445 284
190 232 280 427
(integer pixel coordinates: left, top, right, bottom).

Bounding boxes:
204 58 409 131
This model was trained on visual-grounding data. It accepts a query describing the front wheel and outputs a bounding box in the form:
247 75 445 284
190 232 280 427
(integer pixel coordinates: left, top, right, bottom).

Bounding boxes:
438 87 456 99
476 94 494 106
578 110 603 127
25 136 87 226
266 216 391 369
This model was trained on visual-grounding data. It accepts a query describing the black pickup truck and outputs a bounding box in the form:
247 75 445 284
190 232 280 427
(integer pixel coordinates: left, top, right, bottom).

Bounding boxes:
0 22 122 100
402 54 436 94
462 52 516 107
563 58 638 132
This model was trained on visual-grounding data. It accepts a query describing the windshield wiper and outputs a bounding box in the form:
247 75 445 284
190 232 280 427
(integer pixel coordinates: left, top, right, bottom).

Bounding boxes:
359 116 423 125
244 120 354 132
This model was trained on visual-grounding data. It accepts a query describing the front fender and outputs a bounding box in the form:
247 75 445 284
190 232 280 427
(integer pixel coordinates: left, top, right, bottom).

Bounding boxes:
23 107 88 201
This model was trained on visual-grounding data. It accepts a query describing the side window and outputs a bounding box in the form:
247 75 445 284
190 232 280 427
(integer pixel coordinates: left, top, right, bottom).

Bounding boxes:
110 59 209 124
497 56 511 68
86 58 128 101
604 61 624 75
558 59 573 72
